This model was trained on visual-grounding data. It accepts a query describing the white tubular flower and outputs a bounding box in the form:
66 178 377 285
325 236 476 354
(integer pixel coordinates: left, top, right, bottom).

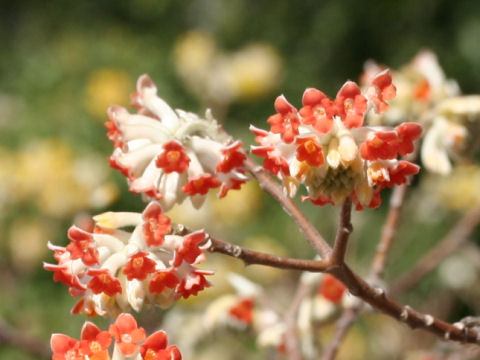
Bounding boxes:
44 201 213 317
106 74 248 210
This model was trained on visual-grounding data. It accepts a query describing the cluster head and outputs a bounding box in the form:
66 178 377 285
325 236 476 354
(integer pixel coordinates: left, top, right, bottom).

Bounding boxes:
44 201 213 317
251 69 422 209
106 74 248 211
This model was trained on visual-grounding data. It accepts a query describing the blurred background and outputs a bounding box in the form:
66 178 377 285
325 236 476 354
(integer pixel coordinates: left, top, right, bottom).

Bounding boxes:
1 0 480 359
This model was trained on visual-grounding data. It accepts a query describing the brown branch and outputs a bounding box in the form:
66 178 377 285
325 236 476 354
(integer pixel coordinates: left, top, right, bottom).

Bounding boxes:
285 281 312 360
0 320 50 359
320 184 410 359
330 199 353 266
390 205 480 297
321 307 361 360
207 237 329 272
244 156 332 258
208 236 480 345
238 154 480 347
370 184 408 281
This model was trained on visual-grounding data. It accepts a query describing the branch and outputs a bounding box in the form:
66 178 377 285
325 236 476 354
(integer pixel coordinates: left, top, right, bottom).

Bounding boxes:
390 205 480 297
207 237 329 272
320 184 410 359
370 184 408 282
0 320 50 359
208 236 480 345
321 307 361 360
244 156 332 258
330 199 353 266
285 282 311 360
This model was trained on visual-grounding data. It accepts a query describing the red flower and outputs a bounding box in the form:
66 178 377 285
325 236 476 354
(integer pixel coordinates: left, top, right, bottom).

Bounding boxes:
368 69 396 113
267 95 300 143
109 313 146 356
334 81 367 128
105 105 125 148
318 274 347 303
395 122 423 156
79 322 112 360
66 226 99 266
176 269 212 299
299 88 334 133
50 334 82 360
229 298 255 326
182 174 221 195
385 160 420 187
173 231 206 267
140 331 182 360
360 131 399 161
149 270 179 294
216 141 246 173
155 141 190 173
123 252 157 281
142 202 172 247
296 137 324 167
87 269 122 297
360 123 422 161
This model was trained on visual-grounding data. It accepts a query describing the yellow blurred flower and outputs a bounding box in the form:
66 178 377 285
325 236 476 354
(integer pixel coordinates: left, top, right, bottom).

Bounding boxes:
13 139 118 217
84 68 132 118
229 43 283 101
434 165 480 211
211 181 263 226
174 30 217 78
9 217 52 273
173 30 283 107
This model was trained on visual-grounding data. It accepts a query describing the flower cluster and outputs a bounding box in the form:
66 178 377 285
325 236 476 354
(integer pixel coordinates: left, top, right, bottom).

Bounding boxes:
106 74 248 210
362 51 480 175
251 70 422 208
51 313 181 360
44 201 213 317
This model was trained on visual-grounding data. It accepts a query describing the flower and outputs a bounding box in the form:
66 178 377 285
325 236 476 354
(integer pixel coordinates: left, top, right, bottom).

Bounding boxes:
106 75 248 210
173 31 282 105
109 313 146 356
44 201 213 317
51 313 181 360
252 70 421 209
317 274 346 303
362 51 480 175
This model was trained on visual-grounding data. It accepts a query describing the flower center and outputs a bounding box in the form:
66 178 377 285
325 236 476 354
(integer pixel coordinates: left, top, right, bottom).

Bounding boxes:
166 150 180 163
90 341 102 352
133 256 144 269
121 333 133 343
145 349 158 360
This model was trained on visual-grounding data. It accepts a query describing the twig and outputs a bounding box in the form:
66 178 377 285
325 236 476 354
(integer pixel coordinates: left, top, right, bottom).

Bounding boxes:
330 199 353 266
244 156 332 258
390 205 480 297
311 184 409 359
0 319 50 359
208 235 480 344
370 184 408 282
207 237 329 272
239 155 480 345
321 307 361 360
285 281 312 360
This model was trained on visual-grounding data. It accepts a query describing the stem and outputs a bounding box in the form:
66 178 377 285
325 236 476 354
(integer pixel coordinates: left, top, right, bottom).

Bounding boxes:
330 199 353 266
207 237 329 272
321 307 361 360
285 282 311 360
245 156 332 258
370 184 408 281
390 205 480 297
0 320 50 359
208 237 480 345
